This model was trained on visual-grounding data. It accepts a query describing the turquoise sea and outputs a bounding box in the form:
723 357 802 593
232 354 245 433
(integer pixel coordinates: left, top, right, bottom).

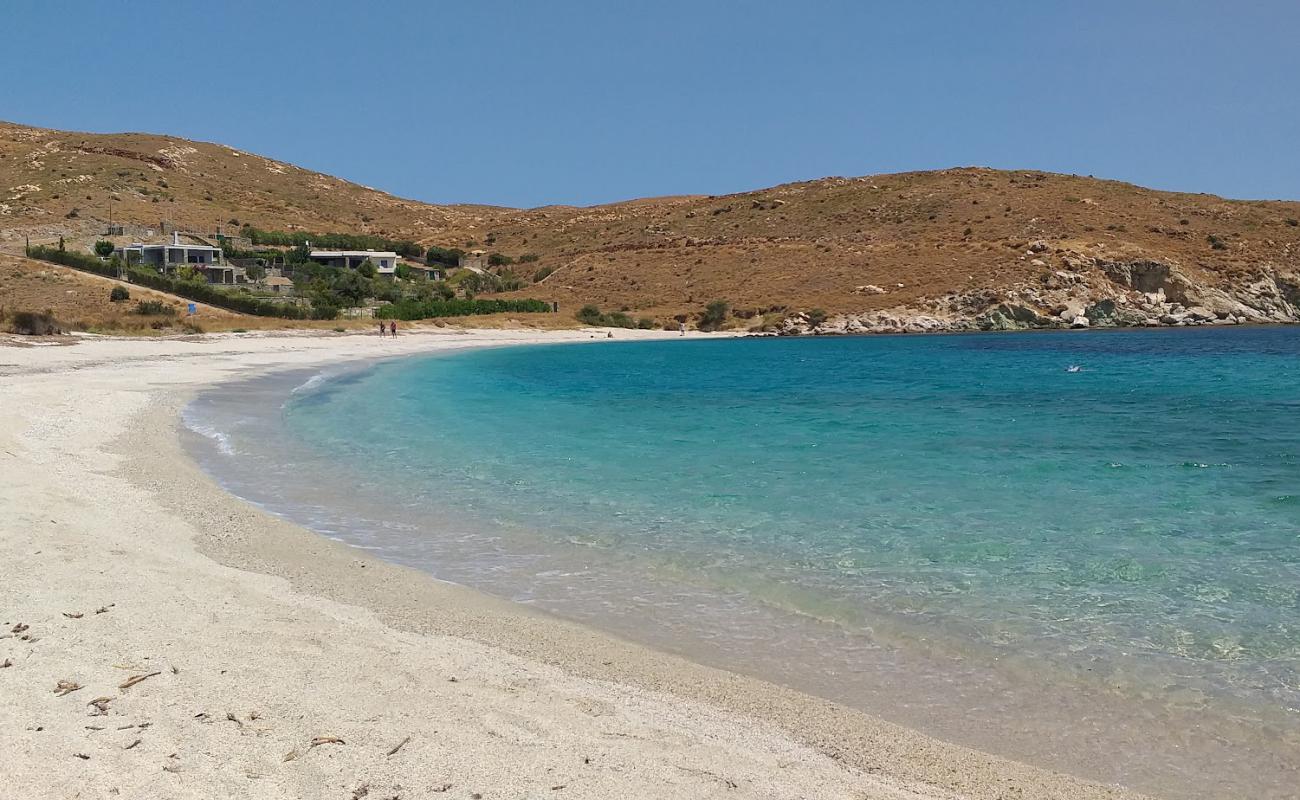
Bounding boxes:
185 328 1300 799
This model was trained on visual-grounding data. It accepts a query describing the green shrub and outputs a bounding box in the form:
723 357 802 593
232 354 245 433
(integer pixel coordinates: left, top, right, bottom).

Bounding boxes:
94 240 115 258
9 310 61 335
636 317 657 329
135 300 175 316
377 298 553 320
698 299 729 331
1207 234 1229 250
518 253 540 263
574 304 636 328
425 245 465 267
488 252 514 267
807 308 828 328
533 265 556 282
109 285 130 302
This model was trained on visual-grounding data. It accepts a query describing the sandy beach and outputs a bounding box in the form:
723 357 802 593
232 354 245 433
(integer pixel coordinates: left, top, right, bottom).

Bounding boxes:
0 328 1146 800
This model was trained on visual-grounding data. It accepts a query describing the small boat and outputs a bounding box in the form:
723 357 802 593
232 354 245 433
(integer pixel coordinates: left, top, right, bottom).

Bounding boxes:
1066 365 1082 373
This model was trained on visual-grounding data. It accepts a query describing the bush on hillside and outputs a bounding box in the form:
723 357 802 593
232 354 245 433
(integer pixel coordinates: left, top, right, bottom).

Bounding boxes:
9 310 61 335
134 300 175 316
425 245 465 267
575 304 636 328
94 240 115 258
698 299 729 331
110 285 130 302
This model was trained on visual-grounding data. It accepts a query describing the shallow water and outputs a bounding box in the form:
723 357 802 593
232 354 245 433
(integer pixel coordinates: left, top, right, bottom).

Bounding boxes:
185 328 1300 798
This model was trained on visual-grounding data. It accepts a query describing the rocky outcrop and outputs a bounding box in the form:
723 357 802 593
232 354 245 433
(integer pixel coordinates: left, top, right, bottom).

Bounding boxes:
773 256 1300 336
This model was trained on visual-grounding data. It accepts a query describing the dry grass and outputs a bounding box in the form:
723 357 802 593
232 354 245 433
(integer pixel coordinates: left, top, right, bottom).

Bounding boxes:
3 120 1297 328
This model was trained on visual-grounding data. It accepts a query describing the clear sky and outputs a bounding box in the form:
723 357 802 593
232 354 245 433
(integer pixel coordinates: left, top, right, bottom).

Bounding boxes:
3 0 1297 207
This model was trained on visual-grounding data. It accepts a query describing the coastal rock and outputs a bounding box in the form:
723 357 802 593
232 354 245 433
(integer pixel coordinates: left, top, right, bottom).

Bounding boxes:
1070 315 1091 328
1056 300 1085 322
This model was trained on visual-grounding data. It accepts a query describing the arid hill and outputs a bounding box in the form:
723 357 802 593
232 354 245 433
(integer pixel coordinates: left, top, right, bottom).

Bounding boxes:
3 120 1299 332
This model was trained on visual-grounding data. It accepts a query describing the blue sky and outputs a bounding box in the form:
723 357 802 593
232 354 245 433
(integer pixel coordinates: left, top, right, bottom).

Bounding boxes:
3 1 1297 207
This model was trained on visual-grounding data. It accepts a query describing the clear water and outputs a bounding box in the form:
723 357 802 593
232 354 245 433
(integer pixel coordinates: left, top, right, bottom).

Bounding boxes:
185 328 1300 798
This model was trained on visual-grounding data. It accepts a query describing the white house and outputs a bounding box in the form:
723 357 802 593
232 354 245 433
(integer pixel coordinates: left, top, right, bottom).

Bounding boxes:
307 249 399 275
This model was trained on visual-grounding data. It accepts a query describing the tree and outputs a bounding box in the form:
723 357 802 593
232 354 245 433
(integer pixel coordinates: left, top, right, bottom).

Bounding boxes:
357 258 378 279
109 285 130 302
174 265 203 283
331 269 370 307
245 264 266 282
394 263 413 281
698 300 729 331
425 245 464 267
93 240 115 258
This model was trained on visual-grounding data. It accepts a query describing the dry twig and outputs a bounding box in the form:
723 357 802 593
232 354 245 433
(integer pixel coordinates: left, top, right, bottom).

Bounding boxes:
55 680 83 696
386 735 411 756
62 612 84 619
119 671 161 690
309 736 344 748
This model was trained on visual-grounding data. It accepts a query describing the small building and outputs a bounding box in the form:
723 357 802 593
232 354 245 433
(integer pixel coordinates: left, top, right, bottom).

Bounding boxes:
307 249 399 275
115 233 239 284
403 263 444 281
264 276 295 295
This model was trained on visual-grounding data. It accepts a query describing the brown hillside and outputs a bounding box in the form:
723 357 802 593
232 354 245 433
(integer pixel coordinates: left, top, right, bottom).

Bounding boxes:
3 121 1298 329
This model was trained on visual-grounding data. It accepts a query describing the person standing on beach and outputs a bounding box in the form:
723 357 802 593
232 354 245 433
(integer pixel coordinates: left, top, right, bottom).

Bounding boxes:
377 321 385 337
390 320 397 336
679 321 686 336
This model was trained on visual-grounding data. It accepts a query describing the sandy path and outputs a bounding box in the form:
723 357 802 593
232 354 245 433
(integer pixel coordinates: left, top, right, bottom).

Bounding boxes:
0 329 1143 799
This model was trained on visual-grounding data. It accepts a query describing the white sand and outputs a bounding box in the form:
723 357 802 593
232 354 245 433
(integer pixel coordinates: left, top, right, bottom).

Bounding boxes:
0 328 1145 799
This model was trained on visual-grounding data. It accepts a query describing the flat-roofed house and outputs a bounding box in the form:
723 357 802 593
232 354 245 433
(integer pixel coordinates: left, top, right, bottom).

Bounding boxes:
114 233 239 284
307 249 399 275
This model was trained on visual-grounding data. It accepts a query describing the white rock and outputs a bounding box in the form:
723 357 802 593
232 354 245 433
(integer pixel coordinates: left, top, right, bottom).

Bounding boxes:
1070 315 1091 328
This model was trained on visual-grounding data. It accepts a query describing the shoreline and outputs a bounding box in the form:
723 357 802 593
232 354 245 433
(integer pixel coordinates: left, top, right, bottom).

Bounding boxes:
2 328 1150 799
